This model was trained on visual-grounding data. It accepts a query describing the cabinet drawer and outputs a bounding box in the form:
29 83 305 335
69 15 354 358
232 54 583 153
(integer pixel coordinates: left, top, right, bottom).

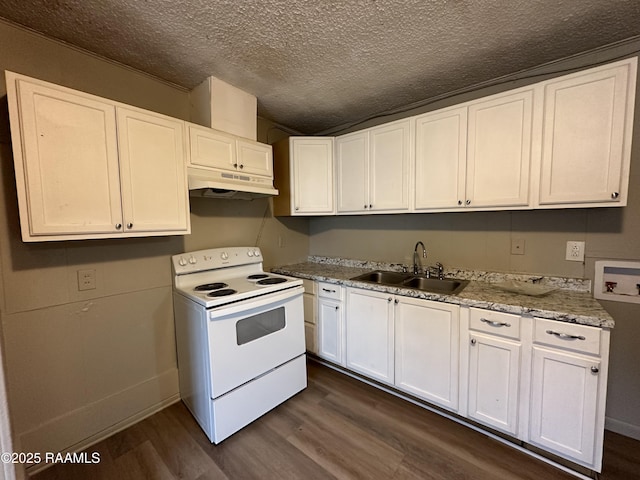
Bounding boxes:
318 282 343 300
301 279 317 295
534 318 601 355
469 308 521 339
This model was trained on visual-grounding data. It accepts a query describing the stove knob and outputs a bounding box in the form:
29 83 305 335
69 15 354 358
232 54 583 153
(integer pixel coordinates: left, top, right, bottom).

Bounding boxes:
253 249 261 257
220 252 228 260
247 250 254 257
178 257 187 267
188 256 197 265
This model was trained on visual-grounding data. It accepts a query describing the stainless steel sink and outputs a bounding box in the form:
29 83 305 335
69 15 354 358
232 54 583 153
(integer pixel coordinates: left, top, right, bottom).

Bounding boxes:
351 270 410 285
350 270 469 295
401 276 469 295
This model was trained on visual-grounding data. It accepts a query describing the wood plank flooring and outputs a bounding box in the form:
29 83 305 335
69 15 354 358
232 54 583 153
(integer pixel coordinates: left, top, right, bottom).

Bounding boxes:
32 360 640 480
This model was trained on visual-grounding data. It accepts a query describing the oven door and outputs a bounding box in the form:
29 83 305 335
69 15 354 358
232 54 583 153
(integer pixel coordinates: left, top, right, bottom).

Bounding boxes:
207 285 305 398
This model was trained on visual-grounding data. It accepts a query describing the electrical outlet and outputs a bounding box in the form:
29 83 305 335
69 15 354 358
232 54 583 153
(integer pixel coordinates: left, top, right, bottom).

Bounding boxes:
78 269 96 291
565 241 585 262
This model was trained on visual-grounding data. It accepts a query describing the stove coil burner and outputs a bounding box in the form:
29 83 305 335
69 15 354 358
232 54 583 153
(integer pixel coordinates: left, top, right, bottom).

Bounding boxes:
257 277 288 285
247 274 269 280
194 282 228 291
206 288 238 297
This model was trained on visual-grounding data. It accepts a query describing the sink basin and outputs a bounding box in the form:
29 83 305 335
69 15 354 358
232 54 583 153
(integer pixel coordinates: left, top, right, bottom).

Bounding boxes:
401 276 469 295
350 270 410 285
350 270 469 295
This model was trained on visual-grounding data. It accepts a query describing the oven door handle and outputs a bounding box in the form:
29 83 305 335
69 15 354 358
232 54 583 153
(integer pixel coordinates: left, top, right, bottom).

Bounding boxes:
208 285 304 320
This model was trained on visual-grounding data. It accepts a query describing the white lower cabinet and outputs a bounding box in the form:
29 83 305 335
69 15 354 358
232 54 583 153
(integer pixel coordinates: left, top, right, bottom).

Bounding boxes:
395 297 459 411
466 308 524 436
528 318 608 470
317 283 345 365
345 288 395 384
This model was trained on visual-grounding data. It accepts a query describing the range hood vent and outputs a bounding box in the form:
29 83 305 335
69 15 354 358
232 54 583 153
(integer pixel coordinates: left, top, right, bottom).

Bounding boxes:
188 169 278 200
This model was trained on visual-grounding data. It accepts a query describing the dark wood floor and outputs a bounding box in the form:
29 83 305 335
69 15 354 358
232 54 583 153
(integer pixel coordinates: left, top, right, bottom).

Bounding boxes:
32 361 640 480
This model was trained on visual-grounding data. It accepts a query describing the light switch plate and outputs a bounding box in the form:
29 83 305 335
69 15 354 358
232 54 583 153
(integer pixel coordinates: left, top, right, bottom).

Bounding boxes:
511 238 525 255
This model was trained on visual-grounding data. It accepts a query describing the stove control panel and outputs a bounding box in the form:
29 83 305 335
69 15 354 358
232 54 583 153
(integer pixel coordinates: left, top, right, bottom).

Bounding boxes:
172 247 263 275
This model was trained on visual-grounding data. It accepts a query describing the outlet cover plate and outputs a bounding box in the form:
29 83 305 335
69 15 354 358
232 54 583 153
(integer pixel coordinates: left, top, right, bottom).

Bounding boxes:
566 241 585 262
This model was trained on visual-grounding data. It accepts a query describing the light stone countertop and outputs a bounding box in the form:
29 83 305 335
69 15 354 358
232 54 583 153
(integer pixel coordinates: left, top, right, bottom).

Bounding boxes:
272 258 615 329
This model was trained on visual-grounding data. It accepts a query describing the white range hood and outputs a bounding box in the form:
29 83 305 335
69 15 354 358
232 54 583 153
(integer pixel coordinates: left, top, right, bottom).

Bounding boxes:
188 169 278 200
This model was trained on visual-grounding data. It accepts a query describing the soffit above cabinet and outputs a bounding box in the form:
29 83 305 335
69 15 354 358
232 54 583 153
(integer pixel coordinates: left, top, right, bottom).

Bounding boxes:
1 2 640 134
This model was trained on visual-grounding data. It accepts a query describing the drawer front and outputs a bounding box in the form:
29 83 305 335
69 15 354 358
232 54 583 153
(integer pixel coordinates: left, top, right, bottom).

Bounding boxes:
469 308 521 340
318 282 343 300
534 318 601 355
302 279 317 295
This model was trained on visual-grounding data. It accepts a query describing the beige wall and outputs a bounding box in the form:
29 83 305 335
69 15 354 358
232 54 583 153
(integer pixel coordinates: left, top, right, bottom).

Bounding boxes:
309 41 640 437
0 18 309 465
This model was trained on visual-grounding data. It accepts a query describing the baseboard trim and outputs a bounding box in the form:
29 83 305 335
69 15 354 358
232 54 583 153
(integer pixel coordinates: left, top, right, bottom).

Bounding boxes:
605 416 640 441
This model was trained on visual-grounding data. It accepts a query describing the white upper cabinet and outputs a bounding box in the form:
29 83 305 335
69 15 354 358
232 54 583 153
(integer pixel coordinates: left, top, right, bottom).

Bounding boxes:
273 137 334 215
5 72 190 241
538 58 637 207
466 88 535 208
336 131 369 213
414 106 467 210
188 124 236 172
188 123 272 178
369 120 411 212
236 138 273 177
117 107 189 234
336 119 411 214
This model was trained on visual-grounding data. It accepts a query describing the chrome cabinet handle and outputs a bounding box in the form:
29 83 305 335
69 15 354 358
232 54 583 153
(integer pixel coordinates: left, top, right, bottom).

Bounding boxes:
458 200 462 205
470 338 477 346
233 163 238 168
546 329 585 341
127 223 133 229
295 206 299 211
481 318 511 328
394 299 399 304
611 192 620 199
369 204 372 209
591 366 599 374
115 223 122 229
364 205 368 209
239 164 244 169
335 306 339 311
387 297 392 302
322 288 336 293
466 199 471 205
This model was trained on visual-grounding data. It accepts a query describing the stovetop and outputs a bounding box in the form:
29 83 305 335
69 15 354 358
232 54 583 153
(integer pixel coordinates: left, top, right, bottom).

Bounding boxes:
172 247 303 309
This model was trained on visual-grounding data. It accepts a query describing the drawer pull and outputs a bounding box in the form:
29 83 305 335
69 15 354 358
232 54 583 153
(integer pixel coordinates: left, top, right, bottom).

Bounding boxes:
546 329 585 341
481 318 511 328
322 288 336 293
591 366 599 374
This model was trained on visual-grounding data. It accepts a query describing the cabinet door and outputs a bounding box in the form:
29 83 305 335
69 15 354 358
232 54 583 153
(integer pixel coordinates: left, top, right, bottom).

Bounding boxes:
369 120 411 212
468 333 520 435
336 131 369 213
117 107 189 234
318 298 344 365
395 297 459 411
467 89 533 208
346 288 394 384
414 107 467 210
188 124 236 172
529 346 600 466
236 139 273 178
539 60 636 205
12 78 123 237
291 138 334 214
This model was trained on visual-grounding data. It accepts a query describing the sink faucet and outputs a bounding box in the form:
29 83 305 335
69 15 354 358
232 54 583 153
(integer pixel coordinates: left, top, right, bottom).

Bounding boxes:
413 241 427 275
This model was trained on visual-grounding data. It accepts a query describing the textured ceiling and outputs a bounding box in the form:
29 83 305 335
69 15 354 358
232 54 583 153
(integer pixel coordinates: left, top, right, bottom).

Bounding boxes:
1 0 640 134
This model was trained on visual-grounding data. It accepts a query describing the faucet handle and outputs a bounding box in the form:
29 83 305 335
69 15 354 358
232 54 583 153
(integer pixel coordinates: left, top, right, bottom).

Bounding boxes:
401 265 408 273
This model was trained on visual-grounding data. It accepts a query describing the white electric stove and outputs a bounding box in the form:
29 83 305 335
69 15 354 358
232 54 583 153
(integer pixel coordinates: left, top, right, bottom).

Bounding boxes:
172 246 306 443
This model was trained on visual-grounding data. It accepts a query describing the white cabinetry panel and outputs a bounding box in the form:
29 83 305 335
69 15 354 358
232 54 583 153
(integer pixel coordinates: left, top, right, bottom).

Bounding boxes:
117 107 188 233
467 89 534 208
539 59 636 206
345 288 394 384
395 297 459 411
414 107 467 210
336 131 369 213
292 137 334 214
